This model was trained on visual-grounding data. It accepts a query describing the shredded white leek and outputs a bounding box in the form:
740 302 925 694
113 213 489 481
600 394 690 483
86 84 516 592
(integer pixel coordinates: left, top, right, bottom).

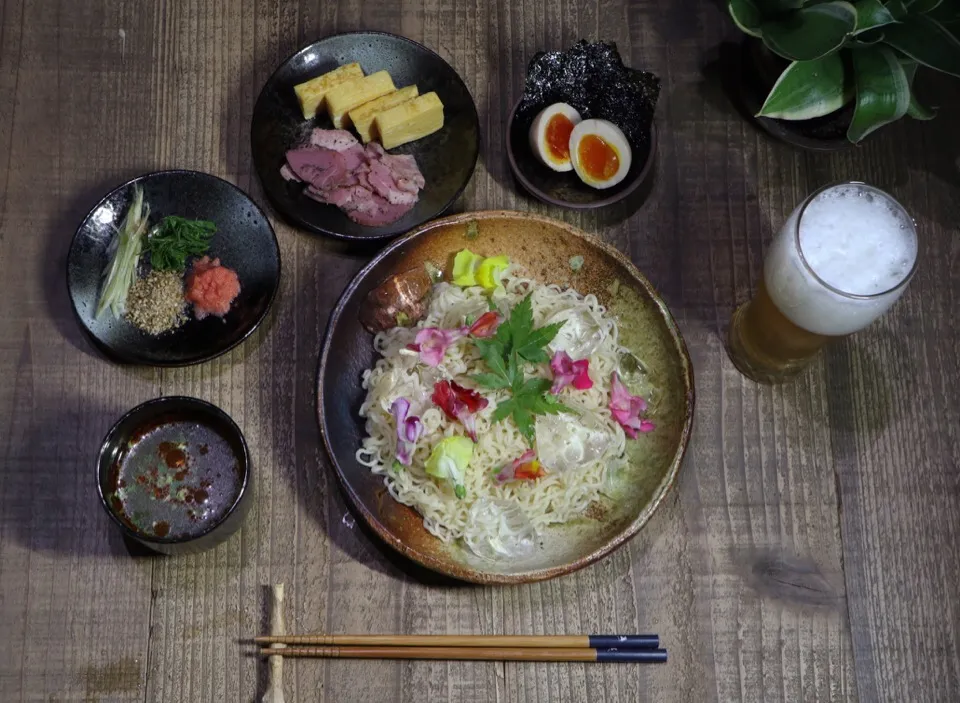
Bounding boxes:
96 185 150 319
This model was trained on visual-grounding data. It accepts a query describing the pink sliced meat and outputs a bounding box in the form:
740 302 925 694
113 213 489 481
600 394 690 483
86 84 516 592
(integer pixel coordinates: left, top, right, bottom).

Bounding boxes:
309 129 359 152
346 192 415 227
285 148 349 191
366 160 418 206
280 163 300 182
379 153 426 193
282 129 424 228
339 144 367 172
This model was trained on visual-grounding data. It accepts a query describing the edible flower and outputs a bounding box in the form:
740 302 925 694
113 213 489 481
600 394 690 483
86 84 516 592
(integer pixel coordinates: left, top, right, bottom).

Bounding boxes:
412 327 463 366
452 249 483 286
464 311 503 338
425 436 474 499
495 449 547 483
476 255 510 291
390 398 423 466
609 371 655 438
432 380 489 442
549 350 593 394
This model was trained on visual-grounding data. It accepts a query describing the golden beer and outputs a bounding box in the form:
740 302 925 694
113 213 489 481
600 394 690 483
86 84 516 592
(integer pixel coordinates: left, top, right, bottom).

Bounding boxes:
727 182 917 384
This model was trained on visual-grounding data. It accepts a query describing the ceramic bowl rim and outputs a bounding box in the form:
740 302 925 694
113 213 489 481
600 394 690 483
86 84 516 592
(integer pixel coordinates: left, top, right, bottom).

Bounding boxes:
316 209 695 584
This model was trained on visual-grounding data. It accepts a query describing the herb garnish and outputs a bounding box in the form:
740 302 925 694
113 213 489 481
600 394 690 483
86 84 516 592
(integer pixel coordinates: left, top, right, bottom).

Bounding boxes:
147 216 217 271
471 293 573 445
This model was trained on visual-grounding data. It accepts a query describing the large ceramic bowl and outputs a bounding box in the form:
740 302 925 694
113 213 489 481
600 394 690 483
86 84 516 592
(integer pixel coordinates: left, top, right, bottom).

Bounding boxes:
317 211 694 583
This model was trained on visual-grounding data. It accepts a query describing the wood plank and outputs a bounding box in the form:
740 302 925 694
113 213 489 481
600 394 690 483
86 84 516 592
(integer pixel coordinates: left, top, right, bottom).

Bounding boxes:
2 0 960 701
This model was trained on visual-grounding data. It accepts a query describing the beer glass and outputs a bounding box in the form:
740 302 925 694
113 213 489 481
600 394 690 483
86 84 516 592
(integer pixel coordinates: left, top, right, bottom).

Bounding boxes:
727 182 918 383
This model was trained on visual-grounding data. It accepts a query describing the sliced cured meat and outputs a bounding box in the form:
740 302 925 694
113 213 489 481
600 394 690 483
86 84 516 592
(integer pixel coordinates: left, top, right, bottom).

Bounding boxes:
281 129 425 228
366 160 418 206
280 163 300 182
379 153 425 192
285 148 350 191
309 128 359 152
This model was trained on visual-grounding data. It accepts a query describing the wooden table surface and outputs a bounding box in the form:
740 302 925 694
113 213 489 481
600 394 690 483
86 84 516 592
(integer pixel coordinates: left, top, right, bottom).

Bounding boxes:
2 1 959 701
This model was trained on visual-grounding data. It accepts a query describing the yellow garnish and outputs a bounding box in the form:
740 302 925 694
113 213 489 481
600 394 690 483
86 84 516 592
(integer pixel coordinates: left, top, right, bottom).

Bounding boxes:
477 255 509 291
425 436 474 497
452 249 483 286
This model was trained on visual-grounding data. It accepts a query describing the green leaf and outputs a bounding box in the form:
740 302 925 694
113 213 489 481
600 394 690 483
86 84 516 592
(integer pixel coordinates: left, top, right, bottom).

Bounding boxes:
729 0 763 36
512 408 535 446
478 342 509 381
492 399 516 423
518 377 553 399
507 294 534 348
884 15 960 76
472 373 510 390
900 59 939 118
524 394 574 416
912 0 943 14
761 2 858 60
753 0 805 13
850 28 887 45
927 0 959 24
853 0 897 32
757 54 851 119
847 46 911 142
514 321 565 363
884 0 909 20
507 350 520 388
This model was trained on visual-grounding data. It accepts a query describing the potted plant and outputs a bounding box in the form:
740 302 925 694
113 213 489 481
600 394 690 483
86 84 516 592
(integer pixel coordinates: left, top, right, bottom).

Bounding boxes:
727 0 960 147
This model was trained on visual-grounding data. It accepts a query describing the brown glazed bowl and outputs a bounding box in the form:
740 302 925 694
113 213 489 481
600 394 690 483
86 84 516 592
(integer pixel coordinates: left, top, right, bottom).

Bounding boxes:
317 211 694 583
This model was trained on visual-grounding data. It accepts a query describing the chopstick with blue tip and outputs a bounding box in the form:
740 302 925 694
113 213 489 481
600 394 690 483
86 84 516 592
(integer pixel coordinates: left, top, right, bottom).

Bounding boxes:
254 634 659 649
257 645 668 663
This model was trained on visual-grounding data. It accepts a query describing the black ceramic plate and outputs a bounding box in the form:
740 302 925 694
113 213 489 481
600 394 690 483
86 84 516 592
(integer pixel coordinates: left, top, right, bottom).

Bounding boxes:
67 170 281 366
251 31 480 241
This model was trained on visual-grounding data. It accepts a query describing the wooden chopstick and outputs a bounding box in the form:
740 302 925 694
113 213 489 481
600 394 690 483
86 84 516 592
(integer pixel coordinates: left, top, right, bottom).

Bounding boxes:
254 634 659 649
258 645 668 663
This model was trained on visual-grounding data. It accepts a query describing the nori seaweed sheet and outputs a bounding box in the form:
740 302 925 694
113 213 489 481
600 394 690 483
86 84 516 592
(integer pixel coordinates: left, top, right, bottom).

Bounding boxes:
515 40 660 151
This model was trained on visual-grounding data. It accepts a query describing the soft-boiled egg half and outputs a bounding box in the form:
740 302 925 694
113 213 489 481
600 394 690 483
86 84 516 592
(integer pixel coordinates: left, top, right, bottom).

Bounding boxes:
528 103 582 172
569 119 632 189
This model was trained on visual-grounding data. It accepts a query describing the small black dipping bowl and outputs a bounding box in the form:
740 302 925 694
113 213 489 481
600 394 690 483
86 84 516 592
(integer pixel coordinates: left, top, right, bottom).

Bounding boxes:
97 396 252 555
506 100 657 210
67 170 281 366
251 31 480 242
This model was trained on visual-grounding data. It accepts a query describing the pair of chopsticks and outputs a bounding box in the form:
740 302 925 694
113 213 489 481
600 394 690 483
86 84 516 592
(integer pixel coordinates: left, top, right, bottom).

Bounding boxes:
256 634 667 663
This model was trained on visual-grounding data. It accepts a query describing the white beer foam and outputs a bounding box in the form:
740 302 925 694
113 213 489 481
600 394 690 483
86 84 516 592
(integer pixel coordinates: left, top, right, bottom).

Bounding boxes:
799 185 916 295
764 184 917 337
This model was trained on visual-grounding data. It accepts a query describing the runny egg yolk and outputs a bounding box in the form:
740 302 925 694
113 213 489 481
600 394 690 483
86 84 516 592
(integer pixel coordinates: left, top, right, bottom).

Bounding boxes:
546 113 575 162
578 134 620 181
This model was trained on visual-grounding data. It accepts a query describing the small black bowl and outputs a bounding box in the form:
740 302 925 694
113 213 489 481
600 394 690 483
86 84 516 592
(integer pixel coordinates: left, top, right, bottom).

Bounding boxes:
67 170 281 366
251 31 480 242
97 396 252 556
506 100 657 209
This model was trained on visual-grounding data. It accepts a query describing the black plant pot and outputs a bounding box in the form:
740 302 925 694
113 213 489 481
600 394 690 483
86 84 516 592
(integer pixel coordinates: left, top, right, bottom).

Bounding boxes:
739 38 854 152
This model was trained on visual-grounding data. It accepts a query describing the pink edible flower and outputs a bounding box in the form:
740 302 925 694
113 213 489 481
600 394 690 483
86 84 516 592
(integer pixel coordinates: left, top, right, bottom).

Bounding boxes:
549 350 593 394
432 380 488 442
495 449 546 483
464 311 503 338
390 398 423 465
609 372 655 438
413 328 462 366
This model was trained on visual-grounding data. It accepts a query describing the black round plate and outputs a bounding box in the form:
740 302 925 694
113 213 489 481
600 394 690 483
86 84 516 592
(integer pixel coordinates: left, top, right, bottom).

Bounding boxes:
251 31 480 242
67 170 281 366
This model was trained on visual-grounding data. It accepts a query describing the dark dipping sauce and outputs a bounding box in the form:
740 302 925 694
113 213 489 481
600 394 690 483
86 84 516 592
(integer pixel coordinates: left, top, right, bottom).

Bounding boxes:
106 420 241 539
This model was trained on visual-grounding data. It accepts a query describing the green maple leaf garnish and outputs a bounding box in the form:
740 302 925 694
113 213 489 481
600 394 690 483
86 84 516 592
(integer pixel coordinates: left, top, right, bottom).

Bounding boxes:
470 293 573 446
